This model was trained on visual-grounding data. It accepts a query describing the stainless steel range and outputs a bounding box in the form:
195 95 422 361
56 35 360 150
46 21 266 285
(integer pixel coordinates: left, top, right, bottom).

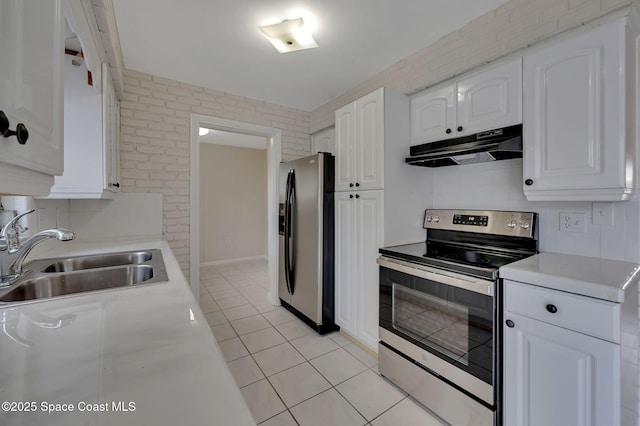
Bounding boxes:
377 209 537 426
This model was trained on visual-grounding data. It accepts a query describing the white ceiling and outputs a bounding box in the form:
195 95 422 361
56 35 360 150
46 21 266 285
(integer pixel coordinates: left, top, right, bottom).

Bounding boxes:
112 0 509 112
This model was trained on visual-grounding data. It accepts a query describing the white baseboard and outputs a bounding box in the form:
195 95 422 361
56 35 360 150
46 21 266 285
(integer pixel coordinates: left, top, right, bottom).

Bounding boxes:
200 255 267 267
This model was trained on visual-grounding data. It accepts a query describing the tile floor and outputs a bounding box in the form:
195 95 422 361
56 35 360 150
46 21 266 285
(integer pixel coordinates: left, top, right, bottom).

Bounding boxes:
199 259 445 426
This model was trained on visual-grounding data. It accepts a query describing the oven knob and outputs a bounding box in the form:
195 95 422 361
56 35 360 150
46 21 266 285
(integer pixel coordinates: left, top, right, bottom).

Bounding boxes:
520 220 531 229
433 216 440 223
426 215 432 222
507 219 517 228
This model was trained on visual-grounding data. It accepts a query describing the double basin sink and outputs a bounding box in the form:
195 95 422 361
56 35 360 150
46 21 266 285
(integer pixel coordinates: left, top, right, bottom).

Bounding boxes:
0 249 168 304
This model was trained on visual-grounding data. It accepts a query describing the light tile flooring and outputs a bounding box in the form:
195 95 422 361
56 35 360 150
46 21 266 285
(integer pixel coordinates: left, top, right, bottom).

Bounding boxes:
199 259 444 426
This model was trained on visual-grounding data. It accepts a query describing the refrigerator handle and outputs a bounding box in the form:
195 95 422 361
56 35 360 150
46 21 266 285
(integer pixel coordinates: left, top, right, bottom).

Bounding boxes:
288 170 296 295
284 169 294 295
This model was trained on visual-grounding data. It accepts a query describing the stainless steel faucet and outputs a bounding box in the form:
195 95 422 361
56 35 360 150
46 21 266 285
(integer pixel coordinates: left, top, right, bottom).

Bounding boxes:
0 210 75 286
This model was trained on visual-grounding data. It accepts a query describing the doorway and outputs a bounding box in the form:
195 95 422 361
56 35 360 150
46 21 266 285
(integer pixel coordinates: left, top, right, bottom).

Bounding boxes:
190 114 282 305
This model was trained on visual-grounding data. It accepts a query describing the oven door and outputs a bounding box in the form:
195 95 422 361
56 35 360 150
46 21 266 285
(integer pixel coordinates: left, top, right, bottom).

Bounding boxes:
377 256 495 405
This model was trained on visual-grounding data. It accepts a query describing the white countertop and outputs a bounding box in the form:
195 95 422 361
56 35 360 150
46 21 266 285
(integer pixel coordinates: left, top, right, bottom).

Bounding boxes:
0 239 256 426
500 252 640 303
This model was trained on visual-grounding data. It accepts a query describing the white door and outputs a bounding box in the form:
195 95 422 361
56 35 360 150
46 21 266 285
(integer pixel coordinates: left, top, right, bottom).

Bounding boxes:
356 89 384 191
504 312 618 426
457 58 522 136
355 190 383 352
334 103 357 192
334 192 357 336
0 0 64 176
410 83 456 145
523 22 625 193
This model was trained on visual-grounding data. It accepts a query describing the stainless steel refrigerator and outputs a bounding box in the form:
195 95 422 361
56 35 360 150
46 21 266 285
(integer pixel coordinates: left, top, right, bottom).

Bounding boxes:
278 152 337 334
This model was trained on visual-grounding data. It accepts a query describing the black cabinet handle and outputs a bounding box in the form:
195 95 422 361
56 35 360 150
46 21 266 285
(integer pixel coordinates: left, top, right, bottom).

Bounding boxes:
355 182 360 187
0 111 28 144
546 304 558 314
457 126 463 132
355 194 360 199
114 182 120 188
525 179 534 186
445 128 452 134
349 194 354 199
349 183 354 188
506 319 515 328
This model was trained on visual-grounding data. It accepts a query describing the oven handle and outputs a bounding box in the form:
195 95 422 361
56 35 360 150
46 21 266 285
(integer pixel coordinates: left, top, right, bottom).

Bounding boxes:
377 256 494 296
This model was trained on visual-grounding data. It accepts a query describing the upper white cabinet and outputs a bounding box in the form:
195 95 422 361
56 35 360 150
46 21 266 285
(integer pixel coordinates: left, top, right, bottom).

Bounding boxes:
0 0 64 195
311 127 335 155
46 61 119 199
335 89 385 191
523 19 636 201
45 0 119 199
411 58 522 145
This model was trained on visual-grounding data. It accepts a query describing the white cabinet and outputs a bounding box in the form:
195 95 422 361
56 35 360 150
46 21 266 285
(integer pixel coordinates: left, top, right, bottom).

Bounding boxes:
311 127 335 155
335 89 385 191
0 0 64 195
523 19 636 201
503 279 622 426
411 58 522 145
46 0 119 200
334 190 383 351
333 87 410 352
504 311 618 426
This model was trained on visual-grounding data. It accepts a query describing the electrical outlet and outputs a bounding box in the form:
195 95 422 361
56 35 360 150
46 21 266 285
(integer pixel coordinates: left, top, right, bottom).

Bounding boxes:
559 212 586 233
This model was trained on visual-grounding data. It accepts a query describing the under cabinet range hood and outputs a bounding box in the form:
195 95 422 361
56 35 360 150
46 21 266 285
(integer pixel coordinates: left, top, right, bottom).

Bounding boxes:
406 124 523 167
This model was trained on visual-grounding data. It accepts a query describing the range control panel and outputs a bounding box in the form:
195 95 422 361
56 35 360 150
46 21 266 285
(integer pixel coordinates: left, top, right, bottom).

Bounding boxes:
424 209 536 238
452 214 489 227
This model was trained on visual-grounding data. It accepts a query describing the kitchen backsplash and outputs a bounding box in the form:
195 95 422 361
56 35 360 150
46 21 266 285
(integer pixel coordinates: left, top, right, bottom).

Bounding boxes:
426 159 640 263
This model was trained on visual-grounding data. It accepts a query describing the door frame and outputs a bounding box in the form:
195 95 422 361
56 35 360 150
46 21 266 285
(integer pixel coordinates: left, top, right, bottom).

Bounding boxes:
189 113 282 305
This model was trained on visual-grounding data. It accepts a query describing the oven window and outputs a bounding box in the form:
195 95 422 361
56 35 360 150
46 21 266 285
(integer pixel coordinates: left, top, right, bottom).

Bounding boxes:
379 266 494 385
392 284 470 365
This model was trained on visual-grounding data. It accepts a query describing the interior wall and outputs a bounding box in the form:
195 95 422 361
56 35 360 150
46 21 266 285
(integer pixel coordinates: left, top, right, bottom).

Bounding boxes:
119 69 311 277
199 143 267 264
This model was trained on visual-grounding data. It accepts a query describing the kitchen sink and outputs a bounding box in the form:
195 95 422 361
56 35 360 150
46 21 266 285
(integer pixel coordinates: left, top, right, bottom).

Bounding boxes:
0 249 168 304
39 251 154 272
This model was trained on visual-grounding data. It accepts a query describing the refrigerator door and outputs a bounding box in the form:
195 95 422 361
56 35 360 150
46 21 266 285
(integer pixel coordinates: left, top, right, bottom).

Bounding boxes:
288 154 324 323
278 163 292 304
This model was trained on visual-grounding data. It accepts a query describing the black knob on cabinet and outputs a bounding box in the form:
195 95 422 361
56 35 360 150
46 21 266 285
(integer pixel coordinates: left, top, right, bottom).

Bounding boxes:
114 182 120 188
546 304 558 314
506 319 515 328
355 194 360 199
0 111 29 145
457 126 463 132
349 194 354 199
349 183 354 188
445 128 452 134
525 179 534 186
355 182 360 187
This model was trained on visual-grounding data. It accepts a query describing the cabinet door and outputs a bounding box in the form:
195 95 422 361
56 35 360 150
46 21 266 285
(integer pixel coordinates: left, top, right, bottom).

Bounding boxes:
457 58 522 136
335 103 356 192
311 127 335 156
103 64 120 193
504 312 618 426
0 0 64 176
355 190 384 352
523 22 627 200
355 89 384 190
334 192 357 336
410 84 456 145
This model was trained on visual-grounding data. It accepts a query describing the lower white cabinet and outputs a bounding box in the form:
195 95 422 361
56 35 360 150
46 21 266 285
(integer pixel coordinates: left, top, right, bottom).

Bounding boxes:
503 280 621 426
334 190 383 352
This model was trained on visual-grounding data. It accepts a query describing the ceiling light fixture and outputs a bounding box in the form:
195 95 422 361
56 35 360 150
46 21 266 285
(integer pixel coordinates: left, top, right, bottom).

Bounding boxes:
258 17 318 54
199 127 210 136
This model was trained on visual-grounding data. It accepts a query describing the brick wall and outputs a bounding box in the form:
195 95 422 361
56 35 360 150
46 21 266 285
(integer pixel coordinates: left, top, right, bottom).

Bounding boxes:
120 70 310 276
309 0 633 133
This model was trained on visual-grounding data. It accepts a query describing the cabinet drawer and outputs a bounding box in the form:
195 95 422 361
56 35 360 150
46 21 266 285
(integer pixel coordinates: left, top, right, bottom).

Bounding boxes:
504 280 620 343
